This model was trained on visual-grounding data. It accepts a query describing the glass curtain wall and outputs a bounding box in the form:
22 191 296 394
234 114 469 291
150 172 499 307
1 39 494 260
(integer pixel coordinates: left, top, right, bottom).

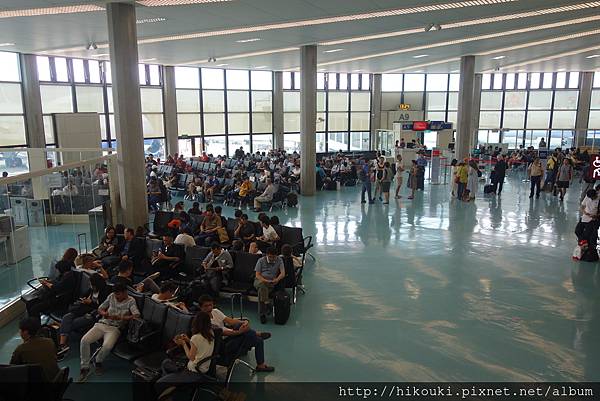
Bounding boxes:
478 71 579 149
36 55 166 159
174 67 273 157
283 71 371 153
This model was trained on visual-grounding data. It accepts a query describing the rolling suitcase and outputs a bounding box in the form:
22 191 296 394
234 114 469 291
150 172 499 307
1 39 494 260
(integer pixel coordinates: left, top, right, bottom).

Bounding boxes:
132 366 161 401
273 291 291 325
484 184 495 194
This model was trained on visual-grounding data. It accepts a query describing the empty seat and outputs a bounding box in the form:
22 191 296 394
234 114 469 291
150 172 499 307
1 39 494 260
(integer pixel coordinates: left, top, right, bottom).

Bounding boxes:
221 252 261 295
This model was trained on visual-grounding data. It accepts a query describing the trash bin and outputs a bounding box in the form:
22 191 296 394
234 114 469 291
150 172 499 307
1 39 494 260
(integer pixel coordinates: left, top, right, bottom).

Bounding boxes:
26 199 46 226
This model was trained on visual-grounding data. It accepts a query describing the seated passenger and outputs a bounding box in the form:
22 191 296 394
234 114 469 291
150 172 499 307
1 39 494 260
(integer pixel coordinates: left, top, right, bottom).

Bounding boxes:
231 240 244 251
194 205 221 246
201 243 233 297
109 260 134 287
174 227 196 249
248 241 262 255
57 273 111 357
199 295 274 372
78 283 140 382
254 248 285 324
10 317 59 382
154 312 215 398
102 228 144 270
203 175 219 203
256 214 280 252
253 178 275 212
152 234 185 280
151 281 188 312
26 260 78 318
95 226 119 259
234 213 255 246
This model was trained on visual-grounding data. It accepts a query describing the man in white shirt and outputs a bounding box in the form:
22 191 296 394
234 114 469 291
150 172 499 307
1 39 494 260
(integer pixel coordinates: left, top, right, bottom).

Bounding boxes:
174 228 196 248
198 295 274 373
577 189 600 247
253 178 276 212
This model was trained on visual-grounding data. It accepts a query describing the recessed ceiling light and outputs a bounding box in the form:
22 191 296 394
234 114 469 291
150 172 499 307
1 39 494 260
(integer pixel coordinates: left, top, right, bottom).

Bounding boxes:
318 68 327 71
492 55 506 60
0 43 15 47
586 54 600 59
0 4 104 18
451 69 460 73
412 70 424 73
557 68 566 71
136 17 167 24
353 69 362 72
90 54 110 58
236 38 261 43
181 47 297 65
140 58 157 62
137 0 234 5
254 66 268 69
323 48 344 53
413 54 428 58
216 63 229 67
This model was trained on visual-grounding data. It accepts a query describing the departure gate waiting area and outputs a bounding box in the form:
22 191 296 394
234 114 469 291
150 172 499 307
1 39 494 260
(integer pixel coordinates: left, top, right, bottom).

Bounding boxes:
1 1 600 401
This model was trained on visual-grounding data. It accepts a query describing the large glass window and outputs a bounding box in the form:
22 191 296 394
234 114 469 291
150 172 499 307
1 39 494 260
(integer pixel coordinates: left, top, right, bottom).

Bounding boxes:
175 67 200 89
0 52 21 82
204 136 226 156
403 74 425 91
76 86 104 113
202 69 224 89
382 74 403 91
40 85 73 113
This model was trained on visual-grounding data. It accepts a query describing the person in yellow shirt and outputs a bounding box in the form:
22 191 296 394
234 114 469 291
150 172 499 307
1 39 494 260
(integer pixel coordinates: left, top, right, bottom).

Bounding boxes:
455 160 469 200
231 176 252 207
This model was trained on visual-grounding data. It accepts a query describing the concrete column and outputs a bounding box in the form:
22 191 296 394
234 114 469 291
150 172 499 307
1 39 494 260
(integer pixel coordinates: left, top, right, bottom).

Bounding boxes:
20 54 46 149
575 72 593 147
163 66 179 157
370 74 382 151
107 2 148 228
470 73 482 146
20 54 47 199
273 71 284 150
456 55 476 160
300 45 317 196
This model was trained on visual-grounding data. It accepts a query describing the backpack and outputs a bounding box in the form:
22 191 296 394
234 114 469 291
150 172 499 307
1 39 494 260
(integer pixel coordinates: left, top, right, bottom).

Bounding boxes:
127 318 152 344
286 192 298 207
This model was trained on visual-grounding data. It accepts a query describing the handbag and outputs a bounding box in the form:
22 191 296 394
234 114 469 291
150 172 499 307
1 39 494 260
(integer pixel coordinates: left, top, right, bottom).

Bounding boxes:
217 227 230 243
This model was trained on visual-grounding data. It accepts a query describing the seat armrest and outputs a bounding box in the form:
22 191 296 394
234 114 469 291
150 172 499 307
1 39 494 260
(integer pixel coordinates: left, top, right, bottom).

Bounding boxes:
138 329 161 343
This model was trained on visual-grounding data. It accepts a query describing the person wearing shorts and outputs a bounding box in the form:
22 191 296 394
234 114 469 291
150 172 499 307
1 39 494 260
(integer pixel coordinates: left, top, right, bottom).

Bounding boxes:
556 158 573 201
381 162 393 204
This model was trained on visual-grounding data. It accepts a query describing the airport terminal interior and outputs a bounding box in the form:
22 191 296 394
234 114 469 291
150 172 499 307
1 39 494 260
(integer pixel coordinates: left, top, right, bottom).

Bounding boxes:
0 0 600 400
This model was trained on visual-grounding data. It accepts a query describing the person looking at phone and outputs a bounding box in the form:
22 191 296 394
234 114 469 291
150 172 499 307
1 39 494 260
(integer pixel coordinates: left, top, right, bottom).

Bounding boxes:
151 281 188 312
201 243 233 296
78 283 140 382
198 295 274 372
153 234 184 280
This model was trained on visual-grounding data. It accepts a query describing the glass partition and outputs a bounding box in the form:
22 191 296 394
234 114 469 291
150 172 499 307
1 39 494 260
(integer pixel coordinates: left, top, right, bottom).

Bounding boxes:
0 148 117 310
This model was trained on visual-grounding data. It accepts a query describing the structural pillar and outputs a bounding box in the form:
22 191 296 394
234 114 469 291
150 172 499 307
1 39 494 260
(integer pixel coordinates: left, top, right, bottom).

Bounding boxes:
300 45 317 196
370 74 382 151
470 73 482 146
273 71 284 150
456 55 476 160
20 53 47 199
107 2 148 228
575 72 593 147
163 66 179 157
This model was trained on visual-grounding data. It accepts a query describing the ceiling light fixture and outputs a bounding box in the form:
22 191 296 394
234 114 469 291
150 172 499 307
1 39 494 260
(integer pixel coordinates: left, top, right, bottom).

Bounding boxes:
586 54 600 59
86 43 98 51
132 0 517 45
0 4 104 18
236 38 261 43
317 19 600 67
216 63 229 66
90 53 110 58
492 55 506 60
0 43 16 47
383 57 461 73
433 24 442 31
136 17 167 24
482 44 600 72
254 66 268 69
180 47 298 65
413 54 429 58
323 48 344 53
319 1 600 46
140 58 157 62
136 0 234 6
353 69 362 72
451 69 460 73
424 23 434 32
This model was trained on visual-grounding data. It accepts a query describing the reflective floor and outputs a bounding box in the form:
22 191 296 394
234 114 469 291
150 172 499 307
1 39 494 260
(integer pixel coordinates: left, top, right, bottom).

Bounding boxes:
1 173 600 389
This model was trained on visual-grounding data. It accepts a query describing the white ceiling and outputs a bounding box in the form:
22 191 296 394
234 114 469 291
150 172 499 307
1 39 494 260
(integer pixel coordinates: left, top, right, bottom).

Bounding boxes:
0 0 600 73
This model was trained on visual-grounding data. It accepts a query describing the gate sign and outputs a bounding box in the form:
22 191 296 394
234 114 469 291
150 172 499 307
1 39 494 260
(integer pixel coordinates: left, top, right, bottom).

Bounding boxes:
590 155 600 180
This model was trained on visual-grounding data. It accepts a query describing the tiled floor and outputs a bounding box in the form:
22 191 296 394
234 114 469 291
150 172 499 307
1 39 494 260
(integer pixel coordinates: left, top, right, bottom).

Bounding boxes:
1 172 599 398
